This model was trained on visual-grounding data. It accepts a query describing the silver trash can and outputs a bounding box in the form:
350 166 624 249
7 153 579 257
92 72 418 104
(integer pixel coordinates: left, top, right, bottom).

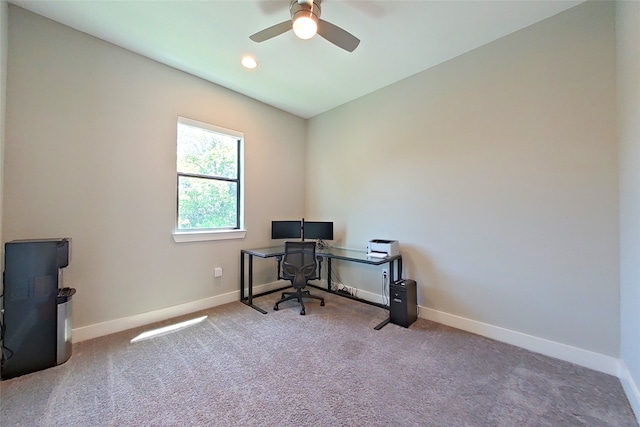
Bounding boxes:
57 287 76 365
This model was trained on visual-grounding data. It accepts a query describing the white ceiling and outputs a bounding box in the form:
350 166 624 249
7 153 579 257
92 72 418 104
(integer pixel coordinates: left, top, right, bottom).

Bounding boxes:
10 0 585 119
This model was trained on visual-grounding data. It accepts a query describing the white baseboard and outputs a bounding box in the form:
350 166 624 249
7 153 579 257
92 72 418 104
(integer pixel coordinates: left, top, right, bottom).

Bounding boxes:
619 361 640 424
418 306 620 376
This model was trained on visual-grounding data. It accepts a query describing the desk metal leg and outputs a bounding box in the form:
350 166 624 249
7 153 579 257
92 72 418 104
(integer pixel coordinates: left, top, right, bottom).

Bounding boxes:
389 260 396 284
373 258 402 331
248 255 253 305
240 251 245 301
240 253 268 314
388 258 403 284
327 257 332 290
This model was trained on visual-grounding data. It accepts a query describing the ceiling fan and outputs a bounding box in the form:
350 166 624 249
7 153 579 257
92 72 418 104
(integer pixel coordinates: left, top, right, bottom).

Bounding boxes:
250 0 360 53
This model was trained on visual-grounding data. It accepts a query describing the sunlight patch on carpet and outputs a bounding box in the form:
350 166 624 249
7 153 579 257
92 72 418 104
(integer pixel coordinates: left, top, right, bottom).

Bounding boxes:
130 315 208 343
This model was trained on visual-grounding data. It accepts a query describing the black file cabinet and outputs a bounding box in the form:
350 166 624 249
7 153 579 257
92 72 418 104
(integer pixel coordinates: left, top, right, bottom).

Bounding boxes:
389 279 417 328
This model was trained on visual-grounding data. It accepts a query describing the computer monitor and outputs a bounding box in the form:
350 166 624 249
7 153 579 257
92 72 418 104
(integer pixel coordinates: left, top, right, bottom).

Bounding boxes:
271 220 302 239
303 221 334 240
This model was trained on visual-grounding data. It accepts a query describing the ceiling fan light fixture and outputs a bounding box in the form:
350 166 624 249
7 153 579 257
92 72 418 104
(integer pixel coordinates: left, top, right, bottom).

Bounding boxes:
292 12 317 40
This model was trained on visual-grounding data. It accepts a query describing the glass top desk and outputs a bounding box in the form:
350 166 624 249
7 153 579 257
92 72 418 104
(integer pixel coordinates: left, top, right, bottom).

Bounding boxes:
240 245 402 329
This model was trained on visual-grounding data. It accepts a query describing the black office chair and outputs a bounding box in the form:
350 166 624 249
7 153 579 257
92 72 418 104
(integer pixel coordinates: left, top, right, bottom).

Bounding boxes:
273 241 325 315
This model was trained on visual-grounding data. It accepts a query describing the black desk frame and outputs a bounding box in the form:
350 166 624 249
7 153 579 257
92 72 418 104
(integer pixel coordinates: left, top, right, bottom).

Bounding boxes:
240 246 402 329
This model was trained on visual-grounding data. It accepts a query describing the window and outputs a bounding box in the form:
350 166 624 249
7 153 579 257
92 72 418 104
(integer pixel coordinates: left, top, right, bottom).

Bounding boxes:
175 117 245 241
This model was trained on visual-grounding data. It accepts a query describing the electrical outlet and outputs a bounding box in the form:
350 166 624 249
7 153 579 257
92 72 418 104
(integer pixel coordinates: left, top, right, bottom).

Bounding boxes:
382 268 388 281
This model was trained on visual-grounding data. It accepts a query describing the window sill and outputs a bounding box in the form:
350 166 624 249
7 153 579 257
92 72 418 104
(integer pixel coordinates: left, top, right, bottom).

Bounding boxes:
173 229 247 243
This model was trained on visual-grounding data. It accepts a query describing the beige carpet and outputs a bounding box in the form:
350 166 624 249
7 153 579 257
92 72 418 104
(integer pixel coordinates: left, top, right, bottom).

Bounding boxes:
1 289 637 426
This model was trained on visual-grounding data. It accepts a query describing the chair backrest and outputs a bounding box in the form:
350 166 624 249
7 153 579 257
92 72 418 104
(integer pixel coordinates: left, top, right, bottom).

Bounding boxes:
282 241 318 289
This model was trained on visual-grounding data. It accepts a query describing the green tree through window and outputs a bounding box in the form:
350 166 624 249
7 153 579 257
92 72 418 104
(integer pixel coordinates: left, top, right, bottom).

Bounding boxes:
177 117 243 230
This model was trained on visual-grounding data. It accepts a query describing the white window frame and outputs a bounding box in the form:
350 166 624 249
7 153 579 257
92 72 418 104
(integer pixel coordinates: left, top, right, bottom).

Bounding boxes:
173 117 246 243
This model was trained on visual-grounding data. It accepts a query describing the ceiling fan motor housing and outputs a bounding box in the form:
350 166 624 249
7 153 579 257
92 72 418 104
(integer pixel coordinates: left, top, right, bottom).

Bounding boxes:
290 0 321 22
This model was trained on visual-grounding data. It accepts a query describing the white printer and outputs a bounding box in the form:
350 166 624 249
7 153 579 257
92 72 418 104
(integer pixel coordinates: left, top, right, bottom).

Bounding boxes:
366 239 400 258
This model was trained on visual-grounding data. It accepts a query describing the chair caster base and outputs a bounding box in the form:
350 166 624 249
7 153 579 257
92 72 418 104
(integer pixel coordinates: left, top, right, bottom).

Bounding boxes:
273 305 279 311
300 309 305 315
320 301 325 306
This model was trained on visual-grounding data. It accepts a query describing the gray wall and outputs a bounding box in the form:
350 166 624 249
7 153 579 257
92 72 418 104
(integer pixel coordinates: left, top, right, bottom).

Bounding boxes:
0 0 7 251
306 1 618 357
4 6 306 330
618 0 640 416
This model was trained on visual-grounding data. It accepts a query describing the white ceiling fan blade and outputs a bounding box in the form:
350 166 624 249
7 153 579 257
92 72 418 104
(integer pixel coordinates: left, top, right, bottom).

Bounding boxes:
250 20 293 43
317 19 360 52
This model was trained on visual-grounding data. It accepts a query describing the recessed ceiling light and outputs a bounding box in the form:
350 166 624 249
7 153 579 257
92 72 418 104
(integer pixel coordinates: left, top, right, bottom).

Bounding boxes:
241 56 258 69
